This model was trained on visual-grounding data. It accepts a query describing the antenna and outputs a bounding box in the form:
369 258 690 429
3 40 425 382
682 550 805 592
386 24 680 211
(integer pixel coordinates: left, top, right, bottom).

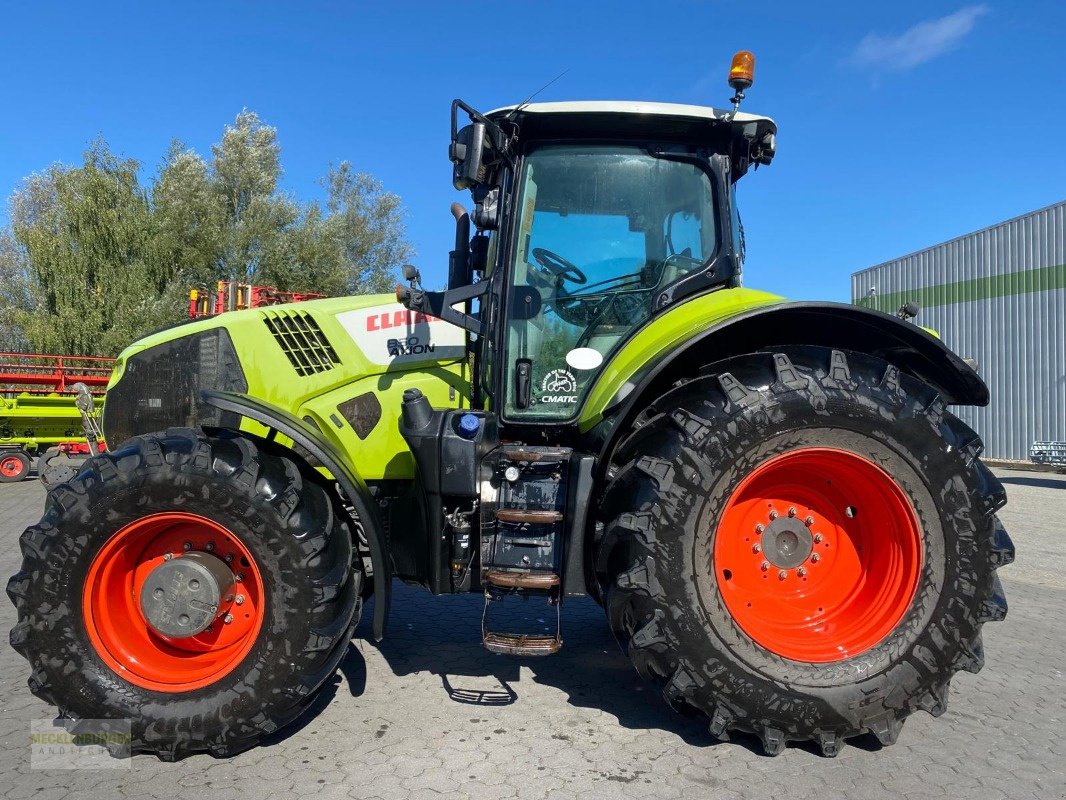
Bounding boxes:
507 69 570 119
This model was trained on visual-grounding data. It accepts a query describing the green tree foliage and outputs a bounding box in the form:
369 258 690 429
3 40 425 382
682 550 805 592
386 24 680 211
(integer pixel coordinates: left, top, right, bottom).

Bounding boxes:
8 142 180 356
0 232 33 352
2 111 411 356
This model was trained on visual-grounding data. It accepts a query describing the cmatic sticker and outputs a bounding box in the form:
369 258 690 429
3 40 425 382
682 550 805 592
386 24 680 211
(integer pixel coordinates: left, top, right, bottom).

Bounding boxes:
336 304 466 365
539 369 578 404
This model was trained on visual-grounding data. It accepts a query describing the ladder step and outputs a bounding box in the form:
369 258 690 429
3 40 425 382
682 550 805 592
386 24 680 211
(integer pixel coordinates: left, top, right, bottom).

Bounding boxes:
495 508 563 524
485 570 560 590
502 448 570 463
483 632 562 656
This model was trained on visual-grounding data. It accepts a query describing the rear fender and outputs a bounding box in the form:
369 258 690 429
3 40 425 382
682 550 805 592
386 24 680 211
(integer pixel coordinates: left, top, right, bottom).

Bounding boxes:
201 390 391 640
585 301 988 465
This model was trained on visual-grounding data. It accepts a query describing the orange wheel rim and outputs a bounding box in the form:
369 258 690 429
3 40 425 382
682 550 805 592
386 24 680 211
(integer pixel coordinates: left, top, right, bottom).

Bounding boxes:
1 455 24 477
713 448 922 663
82 512 265 692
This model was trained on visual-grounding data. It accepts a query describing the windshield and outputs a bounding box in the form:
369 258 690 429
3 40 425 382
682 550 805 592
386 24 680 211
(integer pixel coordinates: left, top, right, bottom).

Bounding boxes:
504 144 718 420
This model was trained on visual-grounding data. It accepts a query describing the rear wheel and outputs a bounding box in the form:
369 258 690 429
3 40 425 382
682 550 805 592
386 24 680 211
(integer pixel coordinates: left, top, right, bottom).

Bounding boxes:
7 428 361 760
597 347 1013 756
0 451 30 482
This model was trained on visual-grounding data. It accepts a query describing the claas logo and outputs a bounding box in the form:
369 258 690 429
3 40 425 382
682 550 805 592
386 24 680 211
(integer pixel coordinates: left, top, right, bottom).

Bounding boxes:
365 310 443 332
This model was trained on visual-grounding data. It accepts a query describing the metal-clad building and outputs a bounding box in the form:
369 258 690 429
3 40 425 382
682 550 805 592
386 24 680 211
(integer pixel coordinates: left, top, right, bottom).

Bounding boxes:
851 200 1066 461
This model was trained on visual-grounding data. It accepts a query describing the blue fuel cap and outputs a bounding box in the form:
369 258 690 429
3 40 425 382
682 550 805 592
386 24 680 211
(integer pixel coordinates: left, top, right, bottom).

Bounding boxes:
458 413 481 439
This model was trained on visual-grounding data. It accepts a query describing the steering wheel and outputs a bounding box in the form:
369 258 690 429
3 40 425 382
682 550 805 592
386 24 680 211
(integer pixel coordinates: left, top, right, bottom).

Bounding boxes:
531 247 587 285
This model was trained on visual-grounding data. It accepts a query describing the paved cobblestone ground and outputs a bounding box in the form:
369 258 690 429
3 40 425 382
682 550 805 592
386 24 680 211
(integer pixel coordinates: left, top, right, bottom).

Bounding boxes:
1 469 1064 799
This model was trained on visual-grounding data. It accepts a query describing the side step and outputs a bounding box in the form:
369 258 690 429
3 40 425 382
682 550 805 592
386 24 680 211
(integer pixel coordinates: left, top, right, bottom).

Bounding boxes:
484 570 560 590
482 569 562 657
483 632 561 656
480 444 571 658
494 509 563 524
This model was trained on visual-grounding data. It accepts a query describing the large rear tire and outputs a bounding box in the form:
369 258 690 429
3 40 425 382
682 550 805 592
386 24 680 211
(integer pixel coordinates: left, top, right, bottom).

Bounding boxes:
596 347 1013 756
7 428 361 760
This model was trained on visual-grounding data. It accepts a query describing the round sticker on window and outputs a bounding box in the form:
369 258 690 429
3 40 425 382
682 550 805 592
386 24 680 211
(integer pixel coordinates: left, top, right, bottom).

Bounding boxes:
566 347 603 370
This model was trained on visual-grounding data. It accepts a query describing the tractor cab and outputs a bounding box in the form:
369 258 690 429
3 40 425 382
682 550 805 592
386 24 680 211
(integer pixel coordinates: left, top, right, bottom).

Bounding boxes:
402 96 776 427
392 76 781 653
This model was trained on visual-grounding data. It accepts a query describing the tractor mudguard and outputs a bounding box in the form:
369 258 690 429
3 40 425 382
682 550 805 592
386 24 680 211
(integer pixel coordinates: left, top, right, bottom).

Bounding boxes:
201 389 391 639
583 299 988 462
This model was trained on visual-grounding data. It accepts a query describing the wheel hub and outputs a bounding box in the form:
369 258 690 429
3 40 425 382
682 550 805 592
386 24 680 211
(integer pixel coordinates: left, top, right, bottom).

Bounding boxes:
139 551 235 638
761 517 813 569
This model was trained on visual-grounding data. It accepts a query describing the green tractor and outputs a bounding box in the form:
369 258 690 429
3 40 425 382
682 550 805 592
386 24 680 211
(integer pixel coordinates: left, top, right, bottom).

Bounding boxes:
8 54 1013 760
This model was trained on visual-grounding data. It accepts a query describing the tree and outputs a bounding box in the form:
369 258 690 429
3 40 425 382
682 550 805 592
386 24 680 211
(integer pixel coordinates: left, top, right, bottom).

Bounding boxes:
0 232 32 352
152 143 223 288
8 142 184 356
322 162 413 294
2 110 412 356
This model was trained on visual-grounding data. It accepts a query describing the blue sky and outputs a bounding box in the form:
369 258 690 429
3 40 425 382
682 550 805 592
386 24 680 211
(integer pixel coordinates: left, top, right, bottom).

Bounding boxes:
1 1 1063 301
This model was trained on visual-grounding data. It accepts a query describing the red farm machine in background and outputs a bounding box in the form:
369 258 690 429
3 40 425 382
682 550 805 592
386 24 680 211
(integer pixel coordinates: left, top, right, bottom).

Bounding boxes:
0 353 114 482
189 281 325 318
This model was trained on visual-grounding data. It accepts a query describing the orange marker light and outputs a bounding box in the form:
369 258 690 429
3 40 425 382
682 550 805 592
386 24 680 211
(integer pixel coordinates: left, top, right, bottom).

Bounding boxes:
728 50 755 91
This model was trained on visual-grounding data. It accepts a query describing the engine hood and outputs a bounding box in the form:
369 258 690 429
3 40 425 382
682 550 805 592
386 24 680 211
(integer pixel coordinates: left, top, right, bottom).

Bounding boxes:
104 294 467 447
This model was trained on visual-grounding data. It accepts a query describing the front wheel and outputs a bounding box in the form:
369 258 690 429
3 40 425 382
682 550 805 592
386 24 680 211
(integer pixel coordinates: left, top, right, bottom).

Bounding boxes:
7 428 361 760
597 347 1013 757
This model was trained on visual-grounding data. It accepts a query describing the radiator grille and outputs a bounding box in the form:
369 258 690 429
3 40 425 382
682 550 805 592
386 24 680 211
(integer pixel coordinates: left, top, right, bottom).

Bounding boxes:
263 311 340 376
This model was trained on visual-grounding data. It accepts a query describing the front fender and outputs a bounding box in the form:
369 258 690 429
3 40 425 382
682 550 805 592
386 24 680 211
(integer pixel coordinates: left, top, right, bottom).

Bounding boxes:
201 390 391 640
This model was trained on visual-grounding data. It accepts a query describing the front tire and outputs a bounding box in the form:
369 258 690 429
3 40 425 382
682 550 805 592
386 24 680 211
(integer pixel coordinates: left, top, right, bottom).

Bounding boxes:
597 347 1013 756
7 428 361 760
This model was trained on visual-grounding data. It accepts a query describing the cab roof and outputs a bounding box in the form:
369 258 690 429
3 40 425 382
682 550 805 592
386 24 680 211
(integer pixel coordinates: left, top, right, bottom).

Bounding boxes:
487 100 775 141
485 101 777 171
488 100 773 125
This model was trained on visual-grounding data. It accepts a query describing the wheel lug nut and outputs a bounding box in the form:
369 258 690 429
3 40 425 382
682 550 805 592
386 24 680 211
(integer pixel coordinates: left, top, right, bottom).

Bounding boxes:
755 524 765 534
236 574 244 582
235 594 245 605
811 553 821 563
224 553 234 563
162 552 173 561
183 542 192 551
788 507 796 518
752 543 762 553
760 561 770 572
778 570 787 580
797 567 807 577
206 541 215 551
223 614 234 624
814 534 823 543
768 510 778 520
805 516 815 526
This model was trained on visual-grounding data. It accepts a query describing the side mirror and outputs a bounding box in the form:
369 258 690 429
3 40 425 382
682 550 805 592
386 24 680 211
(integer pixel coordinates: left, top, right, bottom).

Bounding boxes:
450 122 486 191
